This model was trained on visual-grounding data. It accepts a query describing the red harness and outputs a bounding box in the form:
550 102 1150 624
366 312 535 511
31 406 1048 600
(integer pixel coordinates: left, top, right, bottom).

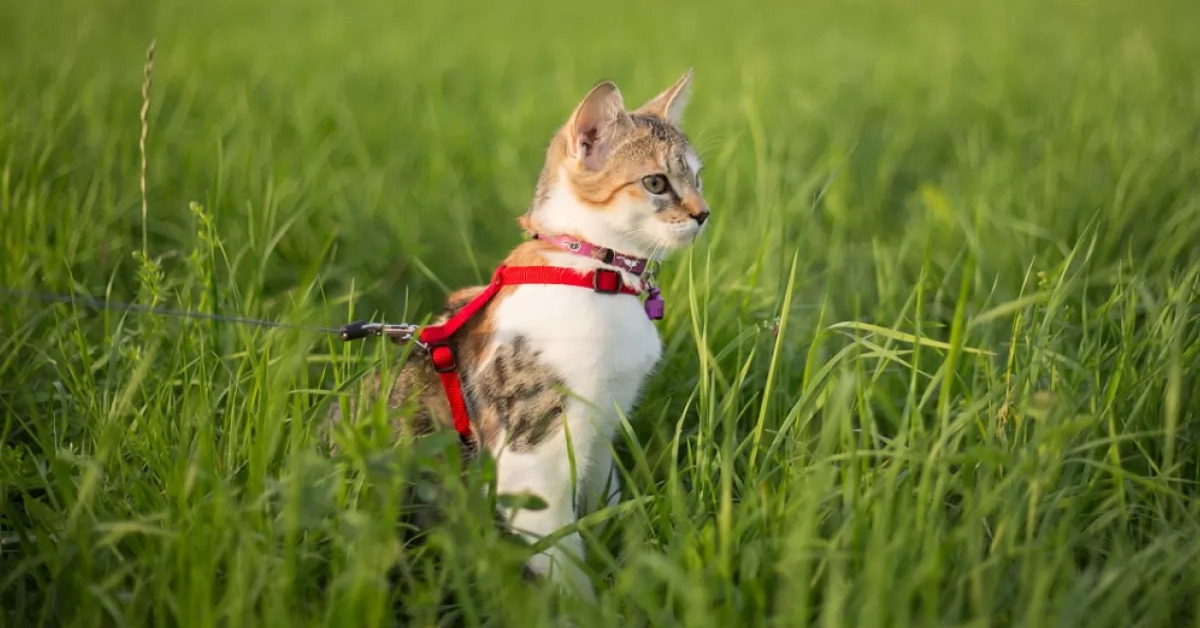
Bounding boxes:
416 264 642 439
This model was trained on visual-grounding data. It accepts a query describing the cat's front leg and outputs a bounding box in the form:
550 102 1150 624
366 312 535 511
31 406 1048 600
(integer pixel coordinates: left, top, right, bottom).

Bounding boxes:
495 438 596 602
578 445 622 515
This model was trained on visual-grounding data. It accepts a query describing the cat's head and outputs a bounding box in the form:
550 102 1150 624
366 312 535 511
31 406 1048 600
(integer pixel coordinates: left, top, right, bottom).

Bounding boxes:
524 71 709 261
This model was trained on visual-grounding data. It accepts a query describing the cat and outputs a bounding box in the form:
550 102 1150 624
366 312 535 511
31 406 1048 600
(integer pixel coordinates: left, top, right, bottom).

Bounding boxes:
328 70 710 601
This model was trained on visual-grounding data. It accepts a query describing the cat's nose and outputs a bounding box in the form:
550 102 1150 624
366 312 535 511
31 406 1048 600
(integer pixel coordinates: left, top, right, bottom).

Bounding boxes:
692 209 710 225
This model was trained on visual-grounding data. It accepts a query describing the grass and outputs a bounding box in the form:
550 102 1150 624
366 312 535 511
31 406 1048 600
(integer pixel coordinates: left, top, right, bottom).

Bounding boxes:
2 0 1199 625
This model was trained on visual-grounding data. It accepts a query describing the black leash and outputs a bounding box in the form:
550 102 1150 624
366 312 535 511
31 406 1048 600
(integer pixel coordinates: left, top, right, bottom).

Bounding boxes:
2 288 419 344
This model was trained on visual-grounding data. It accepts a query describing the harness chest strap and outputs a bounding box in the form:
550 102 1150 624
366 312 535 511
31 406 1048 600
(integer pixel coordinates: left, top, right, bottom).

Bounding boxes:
416 265 642 439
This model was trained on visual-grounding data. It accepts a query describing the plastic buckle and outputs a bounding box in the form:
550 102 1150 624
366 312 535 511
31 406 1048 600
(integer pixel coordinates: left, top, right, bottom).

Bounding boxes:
430 344 458 373
592 269 622 294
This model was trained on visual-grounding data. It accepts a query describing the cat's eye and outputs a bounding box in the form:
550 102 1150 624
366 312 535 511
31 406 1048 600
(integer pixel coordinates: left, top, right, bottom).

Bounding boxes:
642 174 671 195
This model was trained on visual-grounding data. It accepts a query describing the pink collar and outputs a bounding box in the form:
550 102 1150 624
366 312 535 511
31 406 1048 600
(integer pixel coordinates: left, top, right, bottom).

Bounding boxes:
532 233 650 277
531 232 664 320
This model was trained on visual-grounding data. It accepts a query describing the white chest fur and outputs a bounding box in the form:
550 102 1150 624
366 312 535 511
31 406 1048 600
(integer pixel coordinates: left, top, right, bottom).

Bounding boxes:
489 277 662 435
479 254 664 601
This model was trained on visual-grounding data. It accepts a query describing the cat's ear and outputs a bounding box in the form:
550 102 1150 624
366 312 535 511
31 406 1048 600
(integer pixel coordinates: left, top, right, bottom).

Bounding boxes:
566 80 630 171
635 69 694 126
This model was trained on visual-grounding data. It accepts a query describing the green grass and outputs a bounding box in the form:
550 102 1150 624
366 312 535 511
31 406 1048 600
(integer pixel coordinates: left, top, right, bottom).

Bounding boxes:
2 0 1199 625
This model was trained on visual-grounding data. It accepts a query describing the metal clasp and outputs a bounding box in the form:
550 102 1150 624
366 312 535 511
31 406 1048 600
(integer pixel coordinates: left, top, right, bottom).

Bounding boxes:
339 321 426 349
381 323 424 347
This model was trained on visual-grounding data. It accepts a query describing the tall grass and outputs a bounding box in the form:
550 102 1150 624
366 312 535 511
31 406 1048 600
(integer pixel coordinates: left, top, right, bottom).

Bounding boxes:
2 0 1199 625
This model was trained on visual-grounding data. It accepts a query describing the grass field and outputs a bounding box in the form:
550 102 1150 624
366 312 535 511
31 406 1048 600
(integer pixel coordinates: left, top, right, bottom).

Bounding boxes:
3 0 1200 625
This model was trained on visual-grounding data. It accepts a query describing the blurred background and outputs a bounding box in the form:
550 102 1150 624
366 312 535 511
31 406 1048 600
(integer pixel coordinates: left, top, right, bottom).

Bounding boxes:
3 0 1196 322
2 0 1199 625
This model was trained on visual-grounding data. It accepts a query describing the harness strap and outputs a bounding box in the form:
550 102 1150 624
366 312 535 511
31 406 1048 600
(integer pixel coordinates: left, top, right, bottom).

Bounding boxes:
417 265 641 438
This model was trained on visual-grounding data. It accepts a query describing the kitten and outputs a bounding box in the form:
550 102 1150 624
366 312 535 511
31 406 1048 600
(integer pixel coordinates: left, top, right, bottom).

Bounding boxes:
329 70 710 601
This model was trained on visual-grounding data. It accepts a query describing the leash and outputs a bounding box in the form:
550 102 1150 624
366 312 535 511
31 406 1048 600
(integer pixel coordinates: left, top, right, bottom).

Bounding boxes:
1 287 417 343
5 236 665 442
3 263 654 442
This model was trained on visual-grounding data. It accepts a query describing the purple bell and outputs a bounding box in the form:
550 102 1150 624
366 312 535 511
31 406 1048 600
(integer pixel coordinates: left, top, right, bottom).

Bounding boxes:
644 286 665 320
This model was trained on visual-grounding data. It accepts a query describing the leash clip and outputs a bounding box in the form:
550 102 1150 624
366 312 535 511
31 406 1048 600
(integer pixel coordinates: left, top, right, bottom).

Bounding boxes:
340 321 425 348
